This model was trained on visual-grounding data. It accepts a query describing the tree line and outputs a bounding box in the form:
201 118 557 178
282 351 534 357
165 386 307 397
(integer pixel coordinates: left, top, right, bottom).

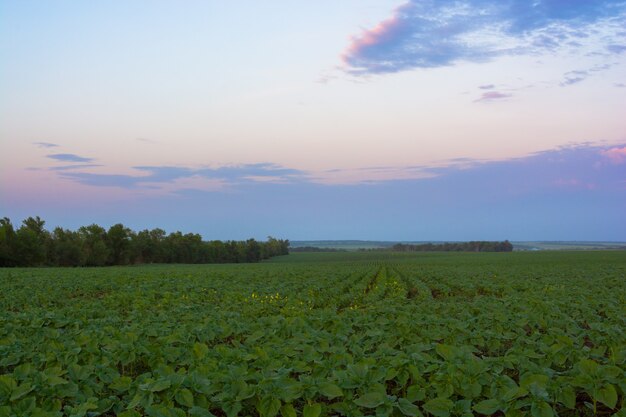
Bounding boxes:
0 216 290 267
387 241 513 252
289 246 347 253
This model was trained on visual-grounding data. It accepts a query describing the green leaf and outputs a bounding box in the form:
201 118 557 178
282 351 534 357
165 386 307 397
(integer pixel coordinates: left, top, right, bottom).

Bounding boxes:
12 396 36 416
397 398 421 417
46 376 68 386
530 401 553 417
557 386 576 409
43 367 64 377
354 392 386 408
520 374 549 390
610 409 626 417
0 375 17 397
189 406 217 417
502 387 528 402
127 393 144 409
232 379 255 401
505 410 525 417
223 400 242 417
10 383 34 401
67 364 90 381
277 381 301 402
578 359 598 376
435 344 456 361
68 401 97 417
319 382 343 399
175 388 195 407
146 404 186 417
473 399 500 415
423 398 454 417
110 376 133 392
149 379 171 392
117 411 142 417
595 384 617 409
303 403 322 417
406 385 425 402
193 342 209 360
257 397 281 417
280 404 297 417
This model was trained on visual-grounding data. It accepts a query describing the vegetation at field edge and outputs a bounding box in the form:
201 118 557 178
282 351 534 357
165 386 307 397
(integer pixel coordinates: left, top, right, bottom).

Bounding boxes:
0 216 289 267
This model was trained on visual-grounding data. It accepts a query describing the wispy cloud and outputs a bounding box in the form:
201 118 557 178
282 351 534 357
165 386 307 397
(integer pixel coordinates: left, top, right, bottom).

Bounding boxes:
49 164 103 171
560 63 618 86
561 70 588 86
342 0 626 75
475 91 512 102
601 145 626 164
313 165 436 184
58 163 307 191
479 84 495 90
47 153 94 163
607 44 626 54
313 143 626 187
33 142 59 148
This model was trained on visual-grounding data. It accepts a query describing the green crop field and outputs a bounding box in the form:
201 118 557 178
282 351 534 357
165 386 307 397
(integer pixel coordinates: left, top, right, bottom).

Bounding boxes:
1 251 625 417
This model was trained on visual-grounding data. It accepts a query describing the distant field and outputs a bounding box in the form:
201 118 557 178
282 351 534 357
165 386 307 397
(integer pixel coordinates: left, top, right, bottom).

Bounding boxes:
1 252 625 417
290 240 396 250
291 240 626 251
512 242 626 251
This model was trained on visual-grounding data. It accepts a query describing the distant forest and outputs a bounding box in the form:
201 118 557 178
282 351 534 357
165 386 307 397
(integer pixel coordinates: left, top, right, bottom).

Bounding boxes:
0 216 289 267
386 241 513 252
289 246 347 253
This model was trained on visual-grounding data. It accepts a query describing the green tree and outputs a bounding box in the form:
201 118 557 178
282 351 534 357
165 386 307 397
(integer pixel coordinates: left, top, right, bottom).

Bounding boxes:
131 229 156 263
15 216 49 266
245 238 261 262
52 227 82 266
0 217 17 266
1 215 290 266
106 223 131 265
79 224 109 266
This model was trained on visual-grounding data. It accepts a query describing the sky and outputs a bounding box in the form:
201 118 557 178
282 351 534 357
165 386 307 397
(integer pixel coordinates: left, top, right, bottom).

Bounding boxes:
1 0 625 241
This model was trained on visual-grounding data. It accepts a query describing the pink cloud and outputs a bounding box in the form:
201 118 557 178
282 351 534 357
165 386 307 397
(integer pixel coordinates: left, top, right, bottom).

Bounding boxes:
474 91 512 102
341 3 412 70
601 146 626 164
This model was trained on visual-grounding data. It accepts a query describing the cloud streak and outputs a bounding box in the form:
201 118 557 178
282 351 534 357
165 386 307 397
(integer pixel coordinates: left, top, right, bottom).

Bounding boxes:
49 164 103 171
475 91 512 102
33 142 59 148
47 153 94 163
561 71 588 86
58 163 307 191
342 0 626 75
560 63 618 86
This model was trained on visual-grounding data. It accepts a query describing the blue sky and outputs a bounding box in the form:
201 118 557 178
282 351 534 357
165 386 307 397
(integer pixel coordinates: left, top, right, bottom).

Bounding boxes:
1 1 625 240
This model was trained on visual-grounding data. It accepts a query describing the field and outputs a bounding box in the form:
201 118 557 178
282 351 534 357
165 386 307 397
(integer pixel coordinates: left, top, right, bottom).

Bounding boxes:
0 251 625 417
